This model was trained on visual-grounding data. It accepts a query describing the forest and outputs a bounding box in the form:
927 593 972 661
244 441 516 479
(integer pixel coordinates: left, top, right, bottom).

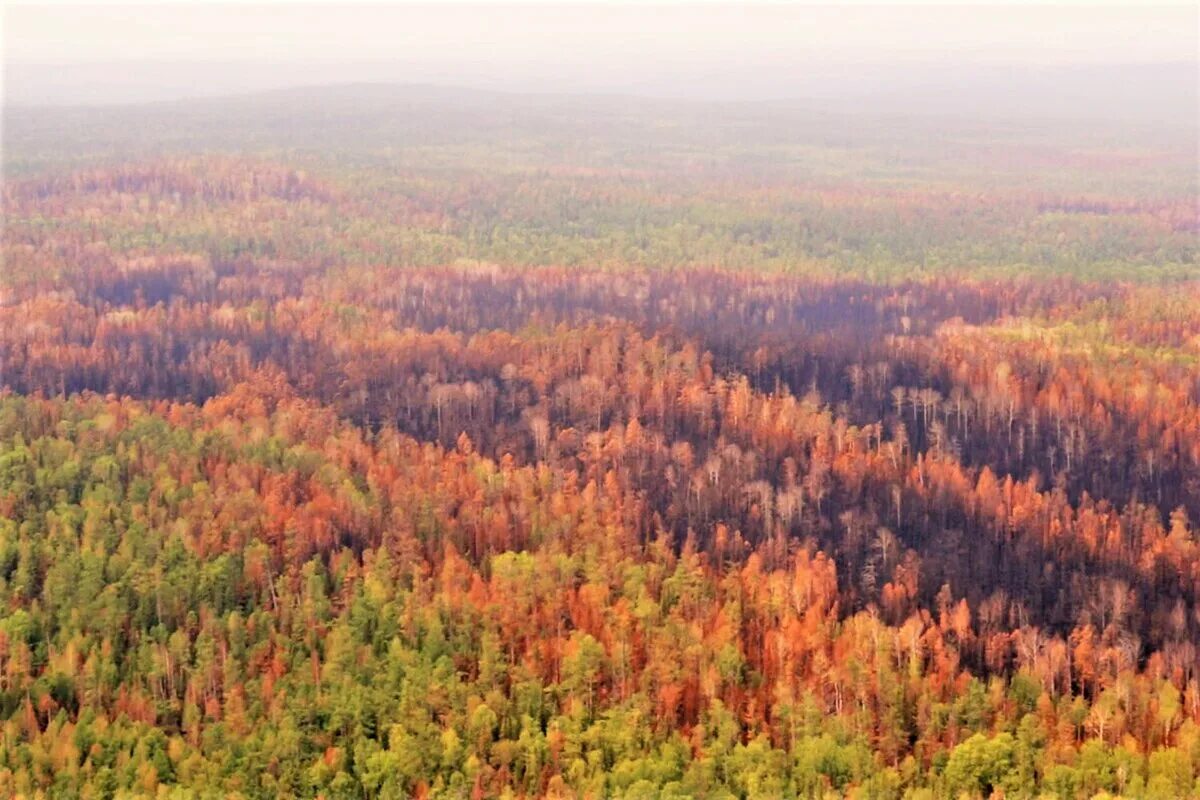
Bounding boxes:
0 87 1198 799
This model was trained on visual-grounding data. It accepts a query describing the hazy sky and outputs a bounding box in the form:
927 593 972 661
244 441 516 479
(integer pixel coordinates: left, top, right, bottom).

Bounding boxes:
9 3 1196 65
3 3 1198 105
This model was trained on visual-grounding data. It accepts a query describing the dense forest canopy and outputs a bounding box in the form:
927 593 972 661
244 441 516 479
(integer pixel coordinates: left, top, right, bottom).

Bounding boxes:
0 86 1198 799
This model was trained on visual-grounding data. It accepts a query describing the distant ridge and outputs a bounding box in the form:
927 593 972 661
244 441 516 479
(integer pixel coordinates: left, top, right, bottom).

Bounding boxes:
4 77 1195 177
6 60 1196 128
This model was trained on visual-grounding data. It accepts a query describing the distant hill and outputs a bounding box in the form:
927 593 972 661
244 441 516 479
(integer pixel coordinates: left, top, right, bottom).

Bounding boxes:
5 78 1196 177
